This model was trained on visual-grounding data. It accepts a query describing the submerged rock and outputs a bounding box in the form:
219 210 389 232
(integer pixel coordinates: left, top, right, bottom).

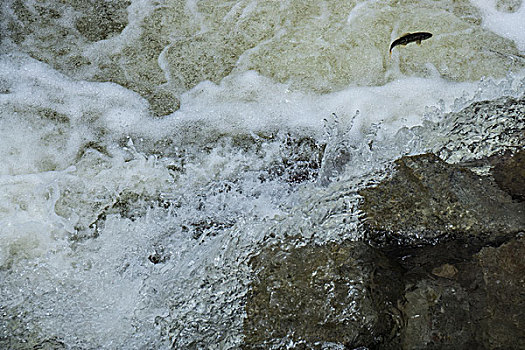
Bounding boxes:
496 0 522 13
359 153 525 248
4 0 524 115
243 240 404 349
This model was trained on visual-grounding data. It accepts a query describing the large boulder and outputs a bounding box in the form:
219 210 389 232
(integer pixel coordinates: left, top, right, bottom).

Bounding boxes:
359 153 525 248
243 149 525 349
243 240 404 349
475 236 525 348
357 150 525 349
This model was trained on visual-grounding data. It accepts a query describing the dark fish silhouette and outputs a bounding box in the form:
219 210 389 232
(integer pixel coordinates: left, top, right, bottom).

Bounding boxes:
389 32 432 56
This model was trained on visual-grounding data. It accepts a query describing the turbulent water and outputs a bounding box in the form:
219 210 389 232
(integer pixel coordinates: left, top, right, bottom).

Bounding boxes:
1 0 524 348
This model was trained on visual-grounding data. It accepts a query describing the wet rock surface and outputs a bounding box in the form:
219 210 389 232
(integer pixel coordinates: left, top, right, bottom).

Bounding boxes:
244 147 525 349
243 240 404 349
476 236 525 348
397 235 525 349
359 153 524 248
361 151 525 349
432 96 525 164
489 149 525 201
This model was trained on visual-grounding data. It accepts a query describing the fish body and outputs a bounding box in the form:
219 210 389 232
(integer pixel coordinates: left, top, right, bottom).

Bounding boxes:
389 32 432 55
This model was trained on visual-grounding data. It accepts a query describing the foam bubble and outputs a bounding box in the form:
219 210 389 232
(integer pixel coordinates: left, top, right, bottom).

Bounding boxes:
470 0 525 51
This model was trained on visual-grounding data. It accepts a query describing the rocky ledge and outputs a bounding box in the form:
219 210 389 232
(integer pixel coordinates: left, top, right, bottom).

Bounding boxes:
243 148 524 349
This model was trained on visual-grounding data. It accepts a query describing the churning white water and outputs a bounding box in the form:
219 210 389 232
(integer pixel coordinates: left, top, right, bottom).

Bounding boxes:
1 0 524 348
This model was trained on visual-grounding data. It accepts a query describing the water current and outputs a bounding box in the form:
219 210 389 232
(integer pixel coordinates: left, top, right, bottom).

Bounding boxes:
1 0 524 348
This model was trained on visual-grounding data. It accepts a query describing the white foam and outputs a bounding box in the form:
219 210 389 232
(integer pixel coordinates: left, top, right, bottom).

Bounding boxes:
470 0 525 51
0 169 74 267
165 70 481 144
346 0 378 24
0 53 152 175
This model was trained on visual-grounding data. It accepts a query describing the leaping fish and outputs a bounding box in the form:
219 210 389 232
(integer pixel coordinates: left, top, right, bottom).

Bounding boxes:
389 32 432 56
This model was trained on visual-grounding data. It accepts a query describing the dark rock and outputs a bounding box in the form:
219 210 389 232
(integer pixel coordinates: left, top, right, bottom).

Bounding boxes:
356 152 525 349
496 0 522 13
489 149 525 202
243 149 525 349
243 93 525 349
265 135 326 184
400 277 482 349
243 240 404 349
398 235 525 350
242 235 525 349
359 153 525 248
475 236 525 348
456 148 525 202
